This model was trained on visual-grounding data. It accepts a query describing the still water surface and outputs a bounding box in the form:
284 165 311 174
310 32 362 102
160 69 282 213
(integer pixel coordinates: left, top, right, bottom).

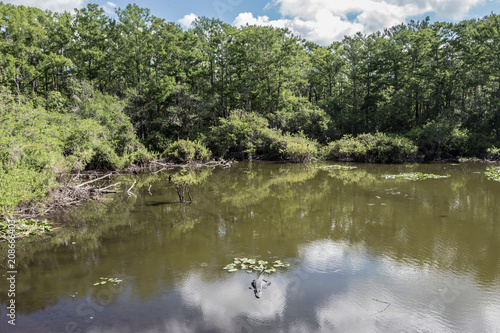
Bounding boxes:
1 162 500 332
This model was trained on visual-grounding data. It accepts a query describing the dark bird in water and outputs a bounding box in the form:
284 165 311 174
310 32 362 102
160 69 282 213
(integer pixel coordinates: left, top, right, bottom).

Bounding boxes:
168 174 172 183
250 274 271 298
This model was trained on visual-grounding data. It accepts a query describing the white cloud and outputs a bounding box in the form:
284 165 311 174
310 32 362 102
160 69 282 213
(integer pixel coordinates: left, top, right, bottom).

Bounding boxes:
2 0 84 12
233 0 484 45
178 272 288 332
102 1 117 15
232 11 363 45
178 13 198 29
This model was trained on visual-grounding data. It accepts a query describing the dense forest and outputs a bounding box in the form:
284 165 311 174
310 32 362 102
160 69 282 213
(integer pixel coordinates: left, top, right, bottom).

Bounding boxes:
1 2 500 215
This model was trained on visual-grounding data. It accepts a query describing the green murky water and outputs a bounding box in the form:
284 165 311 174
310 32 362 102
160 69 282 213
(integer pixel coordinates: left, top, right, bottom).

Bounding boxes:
1 162 500 332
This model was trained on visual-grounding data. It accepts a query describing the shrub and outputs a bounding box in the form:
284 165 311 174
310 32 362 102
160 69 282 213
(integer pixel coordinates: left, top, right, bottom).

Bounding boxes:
323 132 418 163
163 139 212 163
0 88 150 214
0 164 56 216
208 110 268 159
274 92 330 143
265 131 318 162
486 146 500 160
408 119 480 159
209 110 318 162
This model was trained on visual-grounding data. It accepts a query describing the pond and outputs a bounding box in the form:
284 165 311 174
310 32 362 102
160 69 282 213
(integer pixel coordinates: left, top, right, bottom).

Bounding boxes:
1 162 500 332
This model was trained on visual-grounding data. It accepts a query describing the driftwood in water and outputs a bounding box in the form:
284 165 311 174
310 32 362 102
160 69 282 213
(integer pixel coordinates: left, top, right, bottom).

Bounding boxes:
172 182 192 203
75 172 113 188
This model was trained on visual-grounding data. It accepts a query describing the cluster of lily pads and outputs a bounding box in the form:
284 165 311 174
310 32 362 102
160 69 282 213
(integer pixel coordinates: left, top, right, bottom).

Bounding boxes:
0 218 52 239
223 258 290 274
93 277 123 286
383 172 450 180
316 164 357 171
485 167 500 182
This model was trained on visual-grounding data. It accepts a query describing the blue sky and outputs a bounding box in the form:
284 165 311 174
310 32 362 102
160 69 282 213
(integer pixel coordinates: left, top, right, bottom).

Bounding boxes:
5 0 500 44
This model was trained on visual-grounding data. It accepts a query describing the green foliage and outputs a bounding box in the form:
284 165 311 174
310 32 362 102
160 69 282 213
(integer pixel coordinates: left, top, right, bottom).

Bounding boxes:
323 132 418 163
0 85 149 215
485 167 500 182
223 257 290 274
0 164 55 216
486 147 500 160
408 120 478 159
163 139 212 163
208 110 269 159
208 110 318 162
265 131 319 163
275 92 331 142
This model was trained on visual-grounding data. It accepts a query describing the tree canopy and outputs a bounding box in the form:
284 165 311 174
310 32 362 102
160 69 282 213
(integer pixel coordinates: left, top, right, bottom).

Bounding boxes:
1 3 500 155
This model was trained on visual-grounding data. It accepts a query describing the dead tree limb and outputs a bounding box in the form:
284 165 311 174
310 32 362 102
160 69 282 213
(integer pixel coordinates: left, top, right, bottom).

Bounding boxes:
76 172 113 188
127 180 137 197
153 167 167 174
98 182 121 191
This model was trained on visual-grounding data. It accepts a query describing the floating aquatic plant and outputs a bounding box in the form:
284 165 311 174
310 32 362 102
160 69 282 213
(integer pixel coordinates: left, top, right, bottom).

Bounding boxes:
92 277 123 286
315 165 357 171
485 167 500 182
0 218 52 238
223 258 290 274
383 172 450 180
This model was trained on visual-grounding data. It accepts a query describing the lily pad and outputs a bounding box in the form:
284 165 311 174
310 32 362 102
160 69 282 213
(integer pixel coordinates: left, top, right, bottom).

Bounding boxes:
316 164 357 171
485 167 500 182
383 172 450 180
93 277 123 286
223 257 291 273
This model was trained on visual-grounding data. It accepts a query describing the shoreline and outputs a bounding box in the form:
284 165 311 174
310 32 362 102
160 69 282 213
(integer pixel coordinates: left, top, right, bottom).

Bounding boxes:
1 157 498 242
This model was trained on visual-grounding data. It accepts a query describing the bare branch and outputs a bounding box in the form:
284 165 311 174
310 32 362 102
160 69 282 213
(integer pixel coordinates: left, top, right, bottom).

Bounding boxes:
127 180 137 197
98 182 121 191
76 172 113 188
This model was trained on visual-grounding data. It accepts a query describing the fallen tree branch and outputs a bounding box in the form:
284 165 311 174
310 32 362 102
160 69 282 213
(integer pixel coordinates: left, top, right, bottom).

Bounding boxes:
97 182 121 191
100 190 121 193
127 180 136 193
76 172 113 188
127 180 137 197
153 167 167 174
